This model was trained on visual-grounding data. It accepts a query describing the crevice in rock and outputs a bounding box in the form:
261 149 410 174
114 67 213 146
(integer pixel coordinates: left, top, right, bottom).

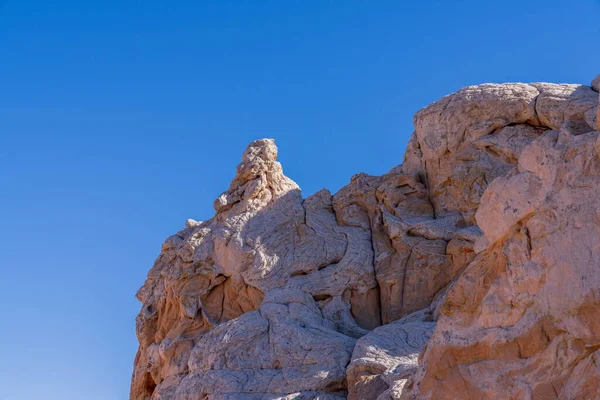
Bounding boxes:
313 293 332 302
367 211 385 327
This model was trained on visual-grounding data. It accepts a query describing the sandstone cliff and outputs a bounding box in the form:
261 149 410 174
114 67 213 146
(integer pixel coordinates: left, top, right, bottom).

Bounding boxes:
131 74 600 400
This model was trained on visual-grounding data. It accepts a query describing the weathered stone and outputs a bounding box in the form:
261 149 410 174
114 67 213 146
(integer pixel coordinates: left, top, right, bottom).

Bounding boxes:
533 83 598 132
346 309 435 400
174 291 355 399
592 74 600 92
132 74 600 400
132 139 377 399
402 129 600 399
595 74 600 130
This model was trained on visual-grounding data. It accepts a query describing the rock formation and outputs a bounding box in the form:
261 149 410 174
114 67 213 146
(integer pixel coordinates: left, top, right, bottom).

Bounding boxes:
131 74 600 400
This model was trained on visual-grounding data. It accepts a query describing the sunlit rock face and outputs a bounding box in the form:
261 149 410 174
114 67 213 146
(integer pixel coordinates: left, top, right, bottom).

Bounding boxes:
131 75 600 400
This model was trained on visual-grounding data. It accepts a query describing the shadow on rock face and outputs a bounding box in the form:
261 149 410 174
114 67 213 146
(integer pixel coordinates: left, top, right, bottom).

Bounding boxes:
130 77 600 399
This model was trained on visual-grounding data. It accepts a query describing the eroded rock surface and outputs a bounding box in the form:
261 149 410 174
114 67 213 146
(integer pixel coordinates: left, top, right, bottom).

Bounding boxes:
132 76 600 400
346 309 435 400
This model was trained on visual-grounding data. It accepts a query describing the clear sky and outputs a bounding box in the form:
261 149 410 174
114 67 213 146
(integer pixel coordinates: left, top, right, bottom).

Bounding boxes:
0 1 598 399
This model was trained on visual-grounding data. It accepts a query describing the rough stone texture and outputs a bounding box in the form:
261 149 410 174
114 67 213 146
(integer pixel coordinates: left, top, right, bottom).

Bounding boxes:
592 74 600 93
132 139 379 400
346 309 435 400
594 74 600 126
132 76 600 400
402 129 600 399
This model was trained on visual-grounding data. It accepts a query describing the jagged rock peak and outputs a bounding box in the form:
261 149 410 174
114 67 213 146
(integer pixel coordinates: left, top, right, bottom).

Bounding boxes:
214 138 299 213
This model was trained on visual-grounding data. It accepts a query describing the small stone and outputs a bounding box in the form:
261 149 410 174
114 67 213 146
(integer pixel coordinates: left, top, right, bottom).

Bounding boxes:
592 73 600 92
185 218 200 228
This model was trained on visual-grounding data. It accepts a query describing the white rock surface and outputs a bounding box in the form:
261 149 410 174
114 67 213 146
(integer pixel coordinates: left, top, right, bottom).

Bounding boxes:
346 309 435 400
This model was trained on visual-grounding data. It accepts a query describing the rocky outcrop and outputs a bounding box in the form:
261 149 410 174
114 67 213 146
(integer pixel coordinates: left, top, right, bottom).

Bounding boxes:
131 74 600 400
402 110 600 399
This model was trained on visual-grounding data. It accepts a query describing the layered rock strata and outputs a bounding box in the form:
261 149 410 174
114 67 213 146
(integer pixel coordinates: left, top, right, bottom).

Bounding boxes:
132 75 600 400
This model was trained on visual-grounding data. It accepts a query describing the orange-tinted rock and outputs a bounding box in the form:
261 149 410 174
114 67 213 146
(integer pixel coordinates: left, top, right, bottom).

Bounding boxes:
132 75 600 400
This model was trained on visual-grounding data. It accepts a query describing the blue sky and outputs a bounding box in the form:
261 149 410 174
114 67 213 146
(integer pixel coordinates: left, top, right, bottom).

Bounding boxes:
0 1 598 399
